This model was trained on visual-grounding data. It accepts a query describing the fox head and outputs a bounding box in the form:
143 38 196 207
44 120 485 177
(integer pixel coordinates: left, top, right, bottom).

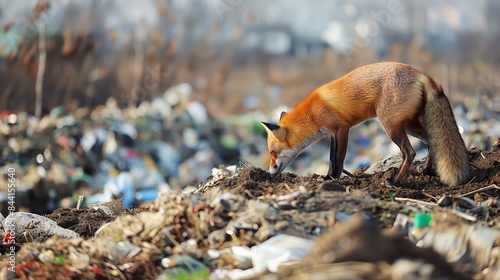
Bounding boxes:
261 111 299 175
261 121 298 175
262 111 331 175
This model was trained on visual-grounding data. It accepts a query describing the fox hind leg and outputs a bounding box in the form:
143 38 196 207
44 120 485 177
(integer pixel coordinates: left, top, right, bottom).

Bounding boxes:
380 119 416 183
391 130 416 183
407 118 434 175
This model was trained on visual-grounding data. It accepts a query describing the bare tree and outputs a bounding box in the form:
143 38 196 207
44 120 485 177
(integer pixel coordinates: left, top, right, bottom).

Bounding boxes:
35 23 46 118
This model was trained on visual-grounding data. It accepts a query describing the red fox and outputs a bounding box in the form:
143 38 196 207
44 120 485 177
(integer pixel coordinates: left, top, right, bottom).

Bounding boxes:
262 62 470 186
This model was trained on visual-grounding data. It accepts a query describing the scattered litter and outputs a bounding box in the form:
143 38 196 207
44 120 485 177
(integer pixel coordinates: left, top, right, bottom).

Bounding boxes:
364 155 404 175
281 214 460 279
4 212 79 243
251 234 314 273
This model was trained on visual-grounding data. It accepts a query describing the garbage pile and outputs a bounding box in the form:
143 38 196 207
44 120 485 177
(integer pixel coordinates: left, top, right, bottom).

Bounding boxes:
1 150 500 279
0 83 266 216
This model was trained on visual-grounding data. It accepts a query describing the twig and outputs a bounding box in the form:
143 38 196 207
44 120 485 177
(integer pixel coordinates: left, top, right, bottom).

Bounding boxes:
35 23 46 119
243 189 255 199
104 262 127 280
163 226 181 247
394 197 435 206
76 195 84 210
422 192 438 202
342 169 355 178
22 230 35 243
459 184 499 197
73 209 91 234
464 176 476 187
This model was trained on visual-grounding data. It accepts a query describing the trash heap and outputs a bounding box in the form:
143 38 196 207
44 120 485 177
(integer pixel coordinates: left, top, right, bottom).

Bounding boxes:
1 147 500 279
0 83 267 216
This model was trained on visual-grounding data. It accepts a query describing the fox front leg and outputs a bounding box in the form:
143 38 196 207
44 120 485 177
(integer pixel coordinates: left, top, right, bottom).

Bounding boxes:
327 135 341 177
327 126 350 179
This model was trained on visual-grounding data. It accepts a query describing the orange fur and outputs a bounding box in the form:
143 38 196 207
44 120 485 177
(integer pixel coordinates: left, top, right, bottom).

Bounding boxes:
263 62 470 186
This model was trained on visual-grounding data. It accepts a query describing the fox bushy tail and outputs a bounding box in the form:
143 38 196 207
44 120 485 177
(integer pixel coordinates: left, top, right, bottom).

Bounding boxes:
423 89 470 186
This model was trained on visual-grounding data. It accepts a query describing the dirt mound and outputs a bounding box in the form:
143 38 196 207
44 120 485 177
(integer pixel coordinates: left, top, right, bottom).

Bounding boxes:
347 148 500 201
44 200 151 239
211 148 500 203
45 208 118 239
208 165 345 198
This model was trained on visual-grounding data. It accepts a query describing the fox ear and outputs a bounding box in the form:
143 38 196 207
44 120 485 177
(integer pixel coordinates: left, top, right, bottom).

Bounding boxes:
262 121 287 141
279 111 287 121
261 122 281 132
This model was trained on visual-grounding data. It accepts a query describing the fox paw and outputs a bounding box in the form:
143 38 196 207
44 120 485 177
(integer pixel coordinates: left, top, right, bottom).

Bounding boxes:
322 174 335 181
384 178 396 188
417 166 435 176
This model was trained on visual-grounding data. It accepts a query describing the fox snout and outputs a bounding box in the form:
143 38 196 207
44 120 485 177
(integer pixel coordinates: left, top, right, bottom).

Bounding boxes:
267 149 298 175
269 162 283 175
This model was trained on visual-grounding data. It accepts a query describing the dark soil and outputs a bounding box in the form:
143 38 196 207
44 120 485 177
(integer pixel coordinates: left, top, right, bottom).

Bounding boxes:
347 148 500 201
212 148 500 203
44 203 151 239
209 165 346 198
45 208 118 239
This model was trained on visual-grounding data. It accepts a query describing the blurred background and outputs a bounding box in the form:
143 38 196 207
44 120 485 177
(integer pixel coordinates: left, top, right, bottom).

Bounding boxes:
0 0 499 214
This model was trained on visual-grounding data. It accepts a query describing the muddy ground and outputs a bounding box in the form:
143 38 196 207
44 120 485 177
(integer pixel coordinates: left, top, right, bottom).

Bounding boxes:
2 148 499 279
